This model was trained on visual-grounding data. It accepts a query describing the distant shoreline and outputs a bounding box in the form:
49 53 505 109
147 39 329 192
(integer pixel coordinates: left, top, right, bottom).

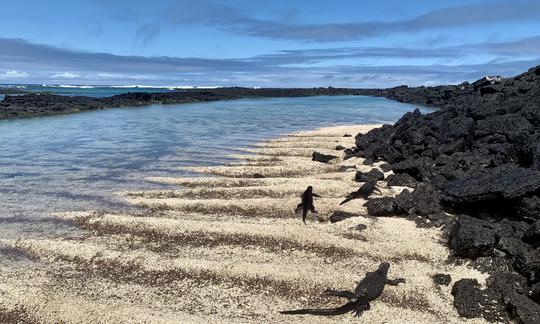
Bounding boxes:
2 65 532 120
0 88 372 120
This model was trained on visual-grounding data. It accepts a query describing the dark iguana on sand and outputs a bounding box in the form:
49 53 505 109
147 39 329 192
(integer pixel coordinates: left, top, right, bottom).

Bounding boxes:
280 262 405 317
295 186 321 224
340 180 381 205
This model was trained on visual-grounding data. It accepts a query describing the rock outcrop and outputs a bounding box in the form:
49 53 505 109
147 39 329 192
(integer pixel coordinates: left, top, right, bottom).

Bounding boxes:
353 65 540 322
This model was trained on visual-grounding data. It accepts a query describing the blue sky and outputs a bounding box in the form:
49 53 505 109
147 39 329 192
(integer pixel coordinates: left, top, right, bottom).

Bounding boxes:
0 0 539 87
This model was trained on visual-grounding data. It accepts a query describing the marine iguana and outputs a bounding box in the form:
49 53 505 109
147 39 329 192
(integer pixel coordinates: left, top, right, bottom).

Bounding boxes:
280 262 405 317
295 186 321 224
340 180 381 205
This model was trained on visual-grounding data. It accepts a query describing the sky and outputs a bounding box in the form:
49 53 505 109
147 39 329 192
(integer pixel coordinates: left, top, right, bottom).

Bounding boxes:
0 0 539 87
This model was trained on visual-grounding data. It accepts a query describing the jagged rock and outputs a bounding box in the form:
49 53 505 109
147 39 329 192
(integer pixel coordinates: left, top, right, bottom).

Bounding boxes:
364 197 396 216
513 248 540 283
343 134 352 137
518 196 540 220
443 164 540 205
390 157 435 181
530 282 540 303
449 216 497 258
433 274 452 286
471 257 513 273
329 211 359 223
335 145 346 150
379 163 392 172
394 184 442 215
476 114 533 139
523 221 540 246
504 293 540 324
451 279 488 319
362 157 374 165
311 151 338 163
386 173 417 188
355 169 384 182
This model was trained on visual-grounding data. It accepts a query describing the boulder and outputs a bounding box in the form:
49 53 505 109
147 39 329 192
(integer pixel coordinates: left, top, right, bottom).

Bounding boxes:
335 145 346 150
394 184 442 215
451 279 487 319
530 282 540 303
517 196 540 220
390 157 435 181
449 216 497 258
433 273 452 286
364 197 396 216
443 164 540 205
523 220 540 246
386 173 417 188
312 151 338 163
513 248 540 283
504 293 540 324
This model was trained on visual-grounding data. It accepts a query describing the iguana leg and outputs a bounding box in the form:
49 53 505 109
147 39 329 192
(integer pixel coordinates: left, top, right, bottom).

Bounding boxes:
387 278 406 285
310 205 317 214
295 203 303 213
324 289 355 299
351 302 370 317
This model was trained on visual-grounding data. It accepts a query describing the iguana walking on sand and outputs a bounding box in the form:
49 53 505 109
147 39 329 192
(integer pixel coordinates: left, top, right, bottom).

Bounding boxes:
295 186 321 224
280 262 405 317
340 180 381 205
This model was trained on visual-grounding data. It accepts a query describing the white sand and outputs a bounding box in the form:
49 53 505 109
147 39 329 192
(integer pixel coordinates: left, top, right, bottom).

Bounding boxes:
0 124 488 323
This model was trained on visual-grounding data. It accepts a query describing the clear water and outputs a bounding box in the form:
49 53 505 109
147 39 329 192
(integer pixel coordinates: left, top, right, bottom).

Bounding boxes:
0 96 433 239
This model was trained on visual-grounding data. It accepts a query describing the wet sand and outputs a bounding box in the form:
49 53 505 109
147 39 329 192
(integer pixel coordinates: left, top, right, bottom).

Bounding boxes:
0 125 488 323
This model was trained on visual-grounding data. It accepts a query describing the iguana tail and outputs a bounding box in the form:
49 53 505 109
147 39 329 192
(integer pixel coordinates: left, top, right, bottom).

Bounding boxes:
339 196 354 205
280 301 356 316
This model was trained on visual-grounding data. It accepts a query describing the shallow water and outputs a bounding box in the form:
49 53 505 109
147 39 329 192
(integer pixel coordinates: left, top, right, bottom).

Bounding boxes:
0 96 433 239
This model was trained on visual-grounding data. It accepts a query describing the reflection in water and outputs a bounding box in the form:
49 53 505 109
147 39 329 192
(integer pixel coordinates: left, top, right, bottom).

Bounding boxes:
0 96 433 239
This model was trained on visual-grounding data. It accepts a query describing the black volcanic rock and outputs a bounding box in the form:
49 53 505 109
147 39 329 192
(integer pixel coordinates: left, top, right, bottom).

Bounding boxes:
523 221 540 247
442 165 540 205
518 196 540 220
433 273 452 286
351 65 540 322
386 173 418 188
364 197 396 216
449 216 496 258
312 151 338 163
394 184 442 216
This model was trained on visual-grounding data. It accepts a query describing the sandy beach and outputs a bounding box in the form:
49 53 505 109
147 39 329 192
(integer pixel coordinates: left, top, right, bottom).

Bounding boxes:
0 124 488 323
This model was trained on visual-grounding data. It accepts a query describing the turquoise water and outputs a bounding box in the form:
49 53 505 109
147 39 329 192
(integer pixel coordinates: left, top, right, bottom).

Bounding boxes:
0 96 433 239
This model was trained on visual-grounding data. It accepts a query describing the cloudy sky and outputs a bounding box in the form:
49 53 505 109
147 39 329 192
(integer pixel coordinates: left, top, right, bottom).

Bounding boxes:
0 0 539 87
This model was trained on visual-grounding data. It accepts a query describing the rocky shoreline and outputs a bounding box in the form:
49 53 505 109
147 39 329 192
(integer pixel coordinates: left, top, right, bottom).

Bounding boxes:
0 87 373 119
346 65 540 323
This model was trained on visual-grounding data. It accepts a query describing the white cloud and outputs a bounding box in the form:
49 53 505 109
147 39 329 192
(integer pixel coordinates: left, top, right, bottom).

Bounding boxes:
0 70 29 79
96 73 119 78
51 72 80 79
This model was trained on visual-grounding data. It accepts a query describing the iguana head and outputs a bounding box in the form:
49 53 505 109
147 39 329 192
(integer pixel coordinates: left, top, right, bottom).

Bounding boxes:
378 262 390 275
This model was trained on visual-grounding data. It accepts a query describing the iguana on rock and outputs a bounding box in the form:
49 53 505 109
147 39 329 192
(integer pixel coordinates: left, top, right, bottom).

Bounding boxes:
280 262 405 317
295 186 321 224
340 180 381 205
